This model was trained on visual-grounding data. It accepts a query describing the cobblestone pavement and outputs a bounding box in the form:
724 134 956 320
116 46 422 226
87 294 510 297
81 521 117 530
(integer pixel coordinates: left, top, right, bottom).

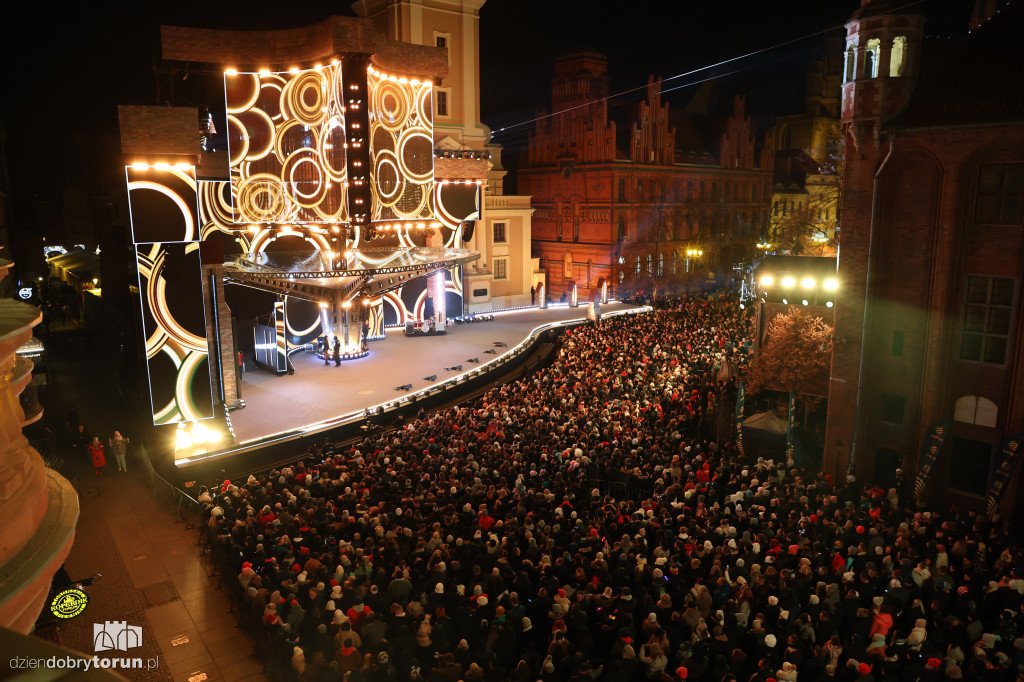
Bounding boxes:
57 465 267 682
38 324 267 682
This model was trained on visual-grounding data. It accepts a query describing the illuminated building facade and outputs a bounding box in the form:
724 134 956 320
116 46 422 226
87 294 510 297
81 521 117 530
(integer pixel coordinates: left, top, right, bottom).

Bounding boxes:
519 50 775 300
355 0 544 312
826 0 1024 515
121 16 481 429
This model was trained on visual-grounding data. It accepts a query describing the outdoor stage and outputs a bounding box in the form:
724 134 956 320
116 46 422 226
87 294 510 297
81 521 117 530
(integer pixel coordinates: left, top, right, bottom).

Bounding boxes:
176 302 647 467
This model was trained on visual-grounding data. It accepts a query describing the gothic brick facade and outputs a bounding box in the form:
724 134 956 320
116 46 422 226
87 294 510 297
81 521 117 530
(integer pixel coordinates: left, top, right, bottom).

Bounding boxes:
825 0 1024 517
519 51 774 300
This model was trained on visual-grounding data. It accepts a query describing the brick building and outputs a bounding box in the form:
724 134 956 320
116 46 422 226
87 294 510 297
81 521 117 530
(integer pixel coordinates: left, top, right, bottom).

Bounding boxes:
825 0 1024 515
518 50 774 300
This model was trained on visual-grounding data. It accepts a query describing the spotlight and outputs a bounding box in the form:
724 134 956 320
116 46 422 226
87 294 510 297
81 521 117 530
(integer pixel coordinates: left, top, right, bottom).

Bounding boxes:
824 278 839 290
395 384 412 391
423 375 437 382
484 349 497 354
467 357 479 363
781 277 796 288
801 278 815 289
782 298 788 305
826 301 834 308
802 299 809 306
760 275 774 287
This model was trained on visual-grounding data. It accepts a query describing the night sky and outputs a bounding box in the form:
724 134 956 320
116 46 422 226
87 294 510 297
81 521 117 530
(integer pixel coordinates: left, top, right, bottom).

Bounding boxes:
0 0 974 215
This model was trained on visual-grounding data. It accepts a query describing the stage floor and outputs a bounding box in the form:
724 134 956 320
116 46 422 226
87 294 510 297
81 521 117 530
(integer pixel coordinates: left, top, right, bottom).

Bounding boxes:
228 302 642 445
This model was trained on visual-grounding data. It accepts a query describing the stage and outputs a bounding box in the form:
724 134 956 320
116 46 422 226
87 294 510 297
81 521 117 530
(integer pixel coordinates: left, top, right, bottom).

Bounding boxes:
176 302 648 466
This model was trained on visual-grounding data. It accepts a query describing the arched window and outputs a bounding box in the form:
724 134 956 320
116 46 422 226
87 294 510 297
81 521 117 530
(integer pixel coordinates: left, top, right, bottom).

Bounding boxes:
646 254 653 276
865 39 881 78
563 252 573 279
635 255 641 275
671 250 678 275
618 216 627 242
954 396 998 428
844 49 855 83
890 36 906 77
657 252 664 276
778 126 792 150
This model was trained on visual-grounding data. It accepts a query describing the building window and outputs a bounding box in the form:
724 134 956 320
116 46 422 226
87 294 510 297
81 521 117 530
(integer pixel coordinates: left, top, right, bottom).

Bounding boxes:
436 89 450 118
635 255 641 275
657 252 664 277
618 216 627 242
948 437 993 496
618 177 626 201
892 330 904 357
494 258 508 280
563 252 573 279
890 36 906 77
646 254 652 276
975 163 1024 225
960 275 1014 364
880 393 906 425
435 34 447 49
954 395 998 428
492 222 506 243
865 39 881 78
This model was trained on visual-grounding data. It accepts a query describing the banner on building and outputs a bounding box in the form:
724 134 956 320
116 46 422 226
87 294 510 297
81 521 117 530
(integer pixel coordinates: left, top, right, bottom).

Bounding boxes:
913 419 951 503
785 390 796 460
986 434 1023 517
735 380 745 456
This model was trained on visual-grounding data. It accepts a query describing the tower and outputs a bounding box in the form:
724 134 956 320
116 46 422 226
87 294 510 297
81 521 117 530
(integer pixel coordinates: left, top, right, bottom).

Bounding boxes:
823 0 925 479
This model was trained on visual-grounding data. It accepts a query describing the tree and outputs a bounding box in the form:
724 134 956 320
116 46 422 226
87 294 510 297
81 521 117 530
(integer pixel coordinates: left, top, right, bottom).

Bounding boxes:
744 307 833 396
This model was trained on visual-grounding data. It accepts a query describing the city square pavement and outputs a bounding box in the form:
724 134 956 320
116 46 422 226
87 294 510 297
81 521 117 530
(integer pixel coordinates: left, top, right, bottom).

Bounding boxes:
42 322 267 682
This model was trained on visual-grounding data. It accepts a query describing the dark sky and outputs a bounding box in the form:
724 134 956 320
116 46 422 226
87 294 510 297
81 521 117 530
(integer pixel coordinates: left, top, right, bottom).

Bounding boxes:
0 0 974 207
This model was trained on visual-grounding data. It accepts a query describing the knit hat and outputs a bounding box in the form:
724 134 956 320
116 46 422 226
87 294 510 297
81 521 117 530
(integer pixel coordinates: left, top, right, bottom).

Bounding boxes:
858 663 871 675
676 667 688 679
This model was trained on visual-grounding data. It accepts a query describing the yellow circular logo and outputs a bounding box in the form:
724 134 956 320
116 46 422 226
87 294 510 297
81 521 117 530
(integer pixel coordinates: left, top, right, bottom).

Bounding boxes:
50 588 89 619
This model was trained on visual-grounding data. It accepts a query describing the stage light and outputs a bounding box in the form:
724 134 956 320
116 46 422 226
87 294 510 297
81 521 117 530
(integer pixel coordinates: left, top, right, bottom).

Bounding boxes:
760 275 774 286
824 278 839 290
289 67 299 74
363 297 371 306
781 277 796 288
801 278 815 289
154 162 170 171
131 162 148 170
826 301 834 308
225 68 238 76
782 298 788 305
248 225 259 233
258 68 271 77
343 300 352 309
319 302 328 309
175 431 193 449
739 303 745 310
802 299 809 306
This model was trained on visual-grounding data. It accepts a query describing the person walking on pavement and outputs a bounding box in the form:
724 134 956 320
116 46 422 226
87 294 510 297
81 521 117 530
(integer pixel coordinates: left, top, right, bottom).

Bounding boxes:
109 431 130 472
88 436 106 477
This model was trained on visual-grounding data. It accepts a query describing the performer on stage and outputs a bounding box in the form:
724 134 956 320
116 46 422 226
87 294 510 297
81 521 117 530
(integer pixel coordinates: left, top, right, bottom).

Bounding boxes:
333 336 341 367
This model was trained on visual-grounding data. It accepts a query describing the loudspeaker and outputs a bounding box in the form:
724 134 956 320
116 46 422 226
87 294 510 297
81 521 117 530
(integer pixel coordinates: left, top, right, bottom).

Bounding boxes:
462 220 476 242
424 296 435 319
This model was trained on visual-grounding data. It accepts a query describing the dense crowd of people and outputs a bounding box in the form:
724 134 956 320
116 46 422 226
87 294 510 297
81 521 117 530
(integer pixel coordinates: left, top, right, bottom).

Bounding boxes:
198 294 1024 682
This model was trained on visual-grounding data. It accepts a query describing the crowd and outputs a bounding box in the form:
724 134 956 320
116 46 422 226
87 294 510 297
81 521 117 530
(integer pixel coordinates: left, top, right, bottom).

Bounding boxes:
198 293 1024 682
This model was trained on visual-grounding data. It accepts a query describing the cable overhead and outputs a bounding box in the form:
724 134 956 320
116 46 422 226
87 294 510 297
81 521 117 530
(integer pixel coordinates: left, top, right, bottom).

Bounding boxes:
492 0 926 136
